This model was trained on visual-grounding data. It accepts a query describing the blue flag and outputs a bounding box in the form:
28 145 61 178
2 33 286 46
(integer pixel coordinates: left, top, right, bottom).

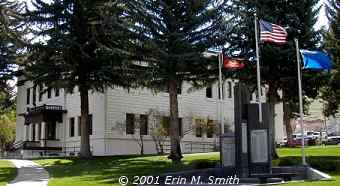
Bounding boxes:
300 50 332 70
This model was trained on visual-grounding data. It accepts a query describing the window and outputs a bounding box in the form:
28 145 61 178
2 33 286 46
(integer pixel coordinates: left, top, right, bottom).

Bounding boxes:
78 116 81 136
47 87 52 99
32 86 36 105
26 88 30 105
206 120 215 138
195 119 203 137
161 116 170 136
88 114 93 135
126 114 135 134
140 115 148 135
69 118 75 137
32 124 36 141
38 84 43 101
55 88 60 97
160 117 182 136
228 82 232 98
206 87 212 98
47 122 56 140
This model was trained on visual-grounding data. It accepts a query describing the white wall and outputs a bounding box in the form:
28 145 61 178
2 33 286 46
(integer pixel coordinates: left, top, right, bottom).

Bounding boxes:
103 81 235 155
16 79 285 156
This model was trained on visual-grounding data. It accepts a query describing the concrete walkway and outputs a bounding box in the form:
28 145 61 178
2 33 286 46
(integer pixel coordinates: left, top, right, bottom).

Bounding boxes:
7 159 49 186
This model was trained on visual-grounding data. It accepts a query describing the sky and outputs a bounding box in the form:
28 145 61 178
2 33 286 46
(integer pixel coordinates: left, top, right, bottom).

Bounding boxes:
316 0 329 30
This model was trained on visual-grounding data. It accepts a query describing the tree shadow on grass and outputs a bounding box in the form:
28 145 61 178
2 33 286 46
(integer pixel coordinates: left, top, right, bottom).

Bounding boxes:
276 156 340 175
38 155 189 185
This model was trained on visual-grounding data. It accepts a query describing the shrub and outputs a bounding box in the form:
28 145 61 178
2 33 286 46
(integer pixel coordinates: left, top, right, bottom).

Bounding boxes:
308 158 338 172
277 157 300 166
191 160 218 169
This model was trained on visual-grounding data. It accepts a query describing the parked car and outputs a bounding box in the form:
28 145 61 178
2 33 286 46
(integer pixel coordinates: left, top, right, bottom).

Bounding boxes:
326 136 340 145
313 132 321 139
306 131 315 140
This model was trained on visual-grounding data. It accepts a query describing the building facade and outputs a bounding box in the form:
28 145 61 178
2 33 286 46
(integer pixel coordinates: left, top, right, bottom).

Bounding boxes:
15 78 284 157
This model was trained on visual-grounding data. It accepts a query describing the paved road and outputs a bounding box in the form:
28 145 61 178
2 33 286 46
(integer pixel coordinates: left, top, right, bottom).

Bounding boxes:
6 159 49 186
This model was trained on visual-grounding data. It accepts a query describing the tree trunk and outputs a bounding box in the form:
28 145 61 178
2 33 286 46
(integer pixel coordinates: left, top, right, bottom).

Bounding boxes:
167 80 183 163
79 87 92 158
140 135 144 155
283 99 294 147
159 140 164 155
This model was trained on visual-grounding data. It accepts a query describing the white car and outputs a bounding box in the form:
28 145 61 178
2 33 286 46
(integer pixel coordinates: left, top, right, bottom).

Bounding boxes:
313 132 320 139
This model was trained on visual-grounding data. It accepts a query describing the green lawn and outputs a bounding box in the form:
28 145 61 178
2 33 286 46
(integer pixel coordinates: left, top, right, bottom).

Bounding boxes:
35 153 219 186
34 146 340 186
0 160 16 186
276 145 340 186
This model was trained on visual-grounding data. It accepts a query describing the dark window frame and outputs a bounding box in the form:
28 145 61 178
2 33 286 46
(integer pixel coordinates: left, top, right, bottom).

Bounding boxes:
38 84 43 101
69 117 75 137
206 86 212 98
178 118 183 137
206 120 215 138
55 88 60 97
32 124 36 141
26 88 31 105
126 113 135 135
228 82 232 98
78 116 81 136
47 87 52 99
140 114 148 135
32 86 36 105
195 119 203 137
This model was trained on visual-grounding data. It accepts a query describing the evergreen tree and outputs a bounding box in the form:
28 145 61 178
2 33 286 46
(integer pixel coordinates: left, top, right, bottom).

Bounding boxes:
224 0 324 148
128 0 230 163
0 0 25 84
24 0 142 158
321 0 340 116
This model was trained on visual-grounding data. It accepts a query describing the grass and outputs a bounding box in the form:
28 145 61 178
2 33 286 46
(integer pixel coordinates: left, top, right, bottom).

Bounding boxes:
33 146 340 186
0 160 16 186
34 153 219 186
275 145 340 186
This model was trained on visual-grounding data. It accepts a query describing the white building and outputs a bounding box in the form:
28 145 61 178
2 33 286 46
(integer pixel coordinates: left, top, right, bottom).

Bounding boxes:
15 78 284 158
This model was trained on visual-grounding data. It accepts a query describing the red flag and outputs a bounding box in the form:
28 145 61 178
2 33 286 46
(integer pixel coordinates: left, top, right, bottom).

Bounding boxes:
223 56 245 69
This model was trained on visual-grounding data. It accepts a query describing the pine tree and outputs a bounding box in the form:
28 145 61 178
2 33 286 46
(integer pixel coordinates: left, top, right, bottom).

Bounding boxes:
0 0 24 116
224 0 325 148
321 0 340 117
128 0 230 163
23 0 142 158
0 0 24 84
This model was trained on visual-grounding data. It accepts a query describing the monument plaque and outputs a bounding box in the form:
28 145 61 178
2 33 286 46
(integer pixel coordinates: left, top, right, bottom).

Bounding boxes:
221 134 235 167
250 129 268 163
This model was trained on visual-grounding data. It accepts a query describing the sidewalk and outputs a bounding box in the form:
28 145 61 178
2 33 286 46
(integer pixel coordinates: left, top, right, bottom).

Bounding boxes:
7 159 49 186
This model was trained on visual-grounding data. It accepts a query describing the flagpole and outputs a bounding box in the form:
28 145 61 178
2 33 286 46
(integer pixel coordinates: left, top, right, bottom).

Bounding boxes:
219 53 224 135
295 38 306 165
254 13 263 123
218 52 224 168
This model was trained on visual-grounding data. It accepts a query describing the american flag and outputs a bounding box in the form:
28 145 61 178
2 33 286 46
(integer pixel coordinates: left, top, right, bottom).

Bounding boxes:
260 20 287 44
